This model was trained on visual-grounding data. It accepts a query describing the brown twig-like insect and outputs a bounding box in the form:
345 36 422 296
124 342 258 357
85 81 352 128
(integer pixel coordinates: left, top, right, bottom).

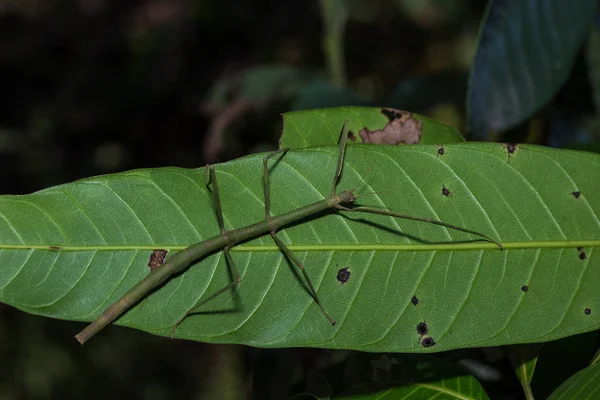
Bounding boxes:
75 121 501 344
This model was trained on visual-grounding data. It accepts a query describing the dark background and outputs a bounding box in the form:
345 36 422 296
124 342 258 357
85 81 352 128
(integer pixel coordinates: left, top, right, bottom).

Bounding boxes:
1 1 598 399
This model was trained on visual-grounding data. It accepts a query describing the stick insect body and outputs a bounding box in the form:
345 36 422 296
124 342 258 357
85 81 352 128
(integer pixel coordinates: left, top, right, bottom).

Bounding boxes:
75 122 501 344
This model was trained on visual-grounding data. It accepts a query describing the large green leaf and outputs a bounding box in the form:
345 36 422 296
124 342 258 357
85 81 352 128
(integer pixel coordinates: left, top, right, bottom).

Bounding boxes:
0 143 599 351
280 107 465 149
468 0 598 137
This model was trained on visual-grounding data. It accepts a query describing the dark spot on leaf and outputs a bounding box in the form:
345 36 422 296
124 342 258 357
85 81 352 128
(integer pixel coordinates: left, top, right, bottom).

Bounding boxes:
504 143 518 154
442 186 450 197
572 191 581 199
421 337 435 348
411 296 419 305
577 248 586 260
585 308 591 315
337 267 351 284
437 145 445 156
416 322 428 336
503 143 519 162
348 131 356 141
49 246 62 251
521 285 528 292
148 249 168 271
359 108 422 145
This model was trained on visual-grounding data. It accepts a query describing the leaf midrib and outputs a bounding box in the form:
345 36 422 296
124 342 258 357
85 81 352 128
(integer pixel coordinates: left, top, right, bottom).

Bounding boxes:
1 240 598 252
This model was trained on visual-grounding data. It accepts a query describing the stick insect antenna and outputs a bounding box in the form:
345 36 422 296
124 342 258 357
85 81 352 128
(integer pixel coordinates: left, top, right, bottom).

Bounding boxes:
336 205 502 248
330 120 350 197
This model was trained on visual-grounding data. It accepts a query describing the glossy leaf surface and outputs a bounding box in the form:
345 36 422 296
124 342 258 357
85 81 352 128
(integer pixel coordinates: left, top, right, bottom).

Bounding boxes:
468 0 597 136
0 143 599 351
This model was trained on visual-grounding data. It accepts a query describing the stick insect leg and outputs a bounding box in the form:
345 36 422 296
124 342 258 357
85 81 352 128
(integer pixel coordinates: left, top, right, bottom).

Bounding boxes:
262 148 336 325
171 166 242 338
170 247 241 338
263 148 289 220
270 232 336 325
336 205 502 248
330 120 350 197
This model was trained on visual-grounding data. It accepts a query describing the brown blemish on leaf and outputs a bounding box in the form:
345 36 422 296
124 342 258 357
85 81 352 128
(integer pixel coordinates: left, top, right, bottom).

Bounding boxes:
572 191 581 199
442 186 450 197
577 247 586 260
148 249 168 271
585 308 591 315
521 285 528 292
348 131 356 141
359 108 423 145
437 145 445 156
411 296 419 305
420 336 435 348
49 246 62 251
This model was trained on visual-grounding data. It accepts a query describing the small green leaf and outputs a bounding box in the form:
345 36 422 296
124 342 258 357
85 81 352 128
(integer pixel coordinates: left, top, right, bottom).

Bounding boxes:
508 344 542 400
335 354 488 399
280 106 465 149
547 361 600 399
468 0 598 137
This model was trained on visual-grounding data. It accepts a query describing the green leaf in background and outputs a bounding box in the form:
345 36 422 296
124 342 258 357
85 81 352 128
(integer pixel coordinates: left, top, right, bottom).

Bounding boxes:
289 371 333 400
382 71 468 113
291 81 370 111
587 18 600 116
335 354 488 399
530 332 600 398
280 107 465 149
507 344 542 400
592 348 600 365
0 141 599 351
319 0 349 86
204 65 320 110
468 0 598 137
547 360 600 399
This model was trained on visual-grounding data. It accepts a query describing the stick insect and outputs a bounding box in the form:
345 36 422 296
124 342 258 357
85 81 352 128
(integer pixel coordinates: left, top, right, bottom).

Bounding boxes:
75 121 501 344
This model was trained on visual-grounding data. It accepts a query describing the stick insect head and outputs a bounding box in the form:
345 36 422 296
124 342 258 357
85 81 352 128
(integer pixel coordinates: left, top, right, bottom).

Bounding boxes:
338 190 356 204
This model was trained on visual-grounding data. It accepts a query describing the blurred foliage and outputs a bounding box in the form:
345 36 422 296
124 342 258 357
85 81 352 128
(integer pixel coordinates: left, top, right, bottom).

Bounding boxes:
1 0 600 399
